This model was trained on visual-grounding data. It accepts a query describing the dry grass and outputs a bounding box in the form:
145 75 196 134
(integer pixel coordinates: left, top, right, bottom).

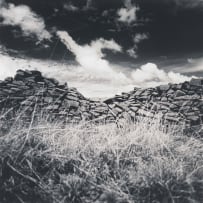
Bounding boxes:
0 115 203 203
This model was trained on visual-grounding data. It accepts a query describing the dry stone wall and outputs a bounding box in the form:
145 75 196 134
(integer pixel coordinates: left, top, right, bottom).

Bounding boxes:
104 78 203 135
0 70 114 127
1 69 203 135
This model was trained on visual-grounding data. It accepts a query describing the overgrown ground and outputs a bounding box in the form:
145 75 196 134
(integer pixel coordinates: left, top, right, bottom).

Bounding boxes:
0 115 203 203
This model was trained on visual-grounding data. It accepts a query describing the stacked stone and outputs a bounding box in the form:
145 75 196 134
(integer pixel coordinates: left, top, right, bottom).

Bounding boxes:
1 69 203 135
104 78 203 133
0 69 113 125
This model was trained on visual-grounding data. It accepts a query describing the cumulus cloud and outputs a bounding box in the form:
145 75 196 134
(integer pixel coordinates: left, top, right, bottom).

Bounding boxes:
0 34 196 98
117 0 139 24
0 48 196 98
131 63 194 87
56 30 130 83
0 51 132 98
56 31 195 94
0 3 51 42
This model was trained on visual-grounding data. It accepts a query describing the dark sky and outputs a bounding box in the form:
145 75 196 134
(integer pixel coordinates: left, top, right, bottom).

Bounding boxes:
1 0 203 65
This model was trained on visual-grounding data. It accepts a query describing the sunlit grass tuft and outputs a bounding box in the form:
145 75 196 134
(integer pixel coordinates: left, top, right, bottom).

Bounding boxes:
0 114 203 202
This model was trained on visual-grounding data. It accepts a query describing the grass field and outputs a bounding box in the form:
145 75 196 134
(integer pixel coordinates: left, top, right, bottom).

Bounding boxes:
0 115 203 203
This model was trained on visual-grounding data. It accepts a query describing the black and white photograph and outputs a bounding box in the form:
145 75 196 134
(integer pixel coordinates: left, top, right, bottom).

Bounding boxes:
0 0 203 202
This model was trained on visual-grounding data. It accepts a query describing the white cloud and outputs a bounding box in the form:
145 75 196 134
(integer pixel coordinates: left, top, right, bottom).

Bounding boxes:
0 51 132 98
133 33 148 44
63 0 94 12
117 7 138 24
0 47 196 98
0 3 51 42
117 1 148 58
131 63 195 87
56 31 195 94
127 33 148 58
117 0 139 24
127 48 138 59
171 57 203 74
64 3 79 12
56 31 129 83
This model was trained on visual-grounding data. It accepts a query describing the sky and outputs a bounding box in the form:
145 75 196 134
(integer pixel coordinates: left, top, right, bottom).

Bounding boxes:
0 0 203 97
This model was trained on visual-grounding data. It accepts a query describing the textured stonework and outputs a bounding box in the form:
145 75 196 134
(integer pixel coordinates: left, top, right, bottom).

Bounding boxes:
1 70 203 135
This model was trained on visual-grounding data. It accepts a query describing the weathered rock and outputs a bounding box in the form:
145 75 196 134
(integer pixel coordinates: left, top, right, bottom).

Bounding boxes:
186 116 200 125
46 105 60 111
165 116 180 123
1 70 203 136
165 112 180 118
130 107 139 112
175 90 186 97
44 97 54 103
134 89 144 96
174 95 200 101
161 97 168 102
158 85 170 92
167 89 175 94
190 78 203 86
66 95 78 101
66 100 79 108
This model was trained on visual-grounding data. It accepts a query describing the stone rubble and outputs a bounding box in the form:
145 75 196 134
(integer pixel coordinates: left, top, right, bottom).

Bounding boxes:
0 70 116 125
104 78 203 135
1 70 203 135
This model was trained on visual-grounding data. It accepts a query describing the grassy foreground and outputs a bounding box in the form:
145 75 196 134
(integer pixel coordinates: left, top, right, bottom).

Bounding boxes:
0 116 203 203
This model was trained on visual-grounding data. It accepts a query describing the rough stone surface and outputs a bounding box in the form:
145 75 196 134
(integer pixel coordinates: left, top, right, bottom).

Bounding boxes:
1 70 203 135
0 70 117 129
